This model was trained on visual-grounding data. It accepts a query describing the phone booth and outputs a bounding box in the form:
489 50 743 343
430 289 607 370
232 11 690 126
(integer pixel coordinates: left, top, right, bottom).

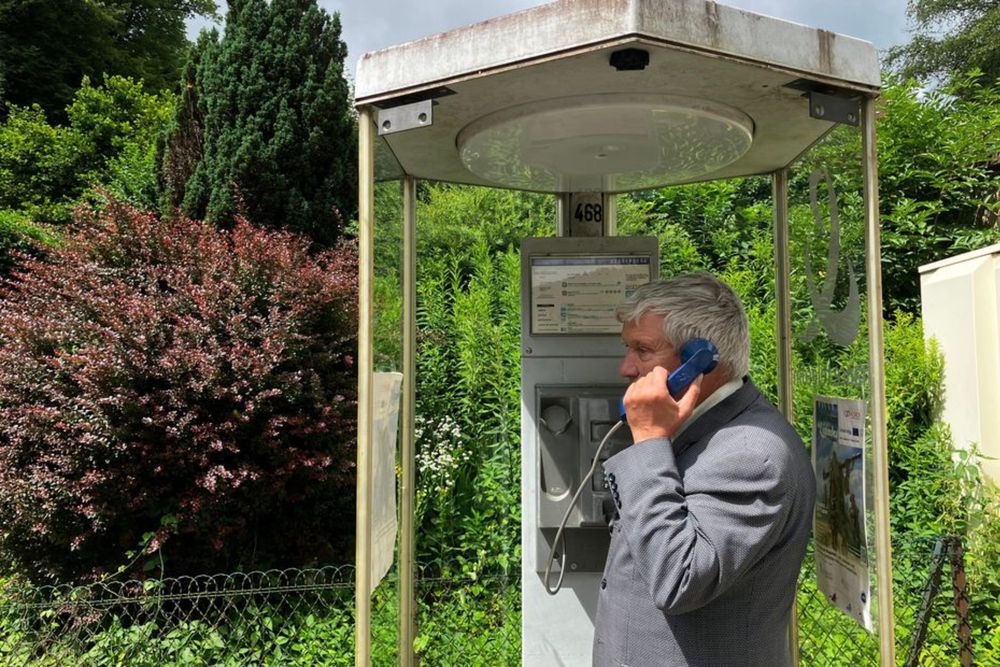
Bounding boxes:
353 1 892 665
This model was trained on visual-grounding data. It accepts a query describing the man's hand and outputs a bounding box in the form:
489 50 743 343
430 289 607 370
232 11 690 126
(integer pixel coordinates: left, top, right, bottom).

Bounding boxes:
623 369 703 443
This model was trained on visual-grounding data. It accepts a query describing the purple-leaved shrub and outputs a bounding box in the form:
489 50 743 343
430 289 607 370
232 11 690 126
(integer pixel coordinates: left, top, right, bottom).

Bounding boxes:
0 200 357 583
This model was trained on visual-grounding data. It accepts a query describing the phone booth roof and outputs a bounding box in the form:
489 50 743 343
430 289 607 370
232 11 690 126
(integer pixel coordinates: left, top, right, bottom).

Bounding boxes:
354 0 880 193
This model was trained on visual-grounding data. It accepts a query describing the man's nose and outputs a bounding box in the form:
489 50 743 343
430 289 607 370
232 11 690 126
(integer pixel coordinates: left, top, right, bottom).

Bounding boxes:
619 352 639 379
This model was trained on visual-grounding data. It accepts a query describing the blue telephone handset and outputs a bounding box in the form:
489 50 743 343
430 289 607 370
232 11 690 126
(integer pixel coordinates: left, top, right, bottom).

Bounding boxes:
618 338 719 421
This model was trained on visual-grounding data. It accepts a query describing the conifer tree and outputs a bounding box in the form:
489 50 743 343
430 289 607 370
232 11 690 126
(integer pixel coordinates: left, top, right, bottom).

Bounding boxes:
161 0 356 247
156 31 215 213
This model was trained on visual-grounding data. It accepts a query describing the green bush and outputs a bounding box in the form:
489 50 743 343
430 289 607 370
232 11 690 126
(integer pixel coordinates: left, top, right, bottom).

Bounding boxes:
0 105 89 223
0 209 60 278
0 76 173 225
414 184 553 263
69 76 174 211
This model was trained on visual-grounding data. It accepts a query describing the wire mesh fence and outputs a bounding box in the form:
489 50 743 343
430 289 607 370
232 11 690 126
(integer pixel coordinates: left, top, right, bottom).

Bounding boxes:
797 534 978 667
0 536 981 665
0 566 359 666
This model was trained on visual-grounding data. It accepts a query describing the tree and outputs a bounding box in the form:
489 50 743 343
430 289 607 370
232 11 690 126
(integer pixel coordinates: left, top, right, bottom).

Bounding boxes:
0 75 173 224
872 73 1000 311
156 31 216 213
0 0 216 121
887 0 1000 85
160 0 357 248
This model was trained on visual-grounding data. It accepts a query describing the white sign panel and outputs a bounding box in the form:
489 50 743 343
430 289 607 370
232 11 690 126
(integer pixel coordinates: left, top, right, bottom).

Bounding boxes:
371 372 402 591
530 256 651 334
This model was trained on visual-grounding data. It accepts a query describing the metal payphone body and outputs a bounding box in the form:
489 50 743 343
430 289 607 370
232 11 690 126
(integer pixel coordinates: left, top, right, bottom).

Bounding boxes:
520 236 658 664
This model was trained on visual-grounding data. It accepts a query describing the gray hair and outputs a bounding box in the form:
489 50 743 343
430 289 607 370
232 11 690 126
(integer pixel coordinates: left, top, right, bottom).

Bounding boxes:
617 272 750 380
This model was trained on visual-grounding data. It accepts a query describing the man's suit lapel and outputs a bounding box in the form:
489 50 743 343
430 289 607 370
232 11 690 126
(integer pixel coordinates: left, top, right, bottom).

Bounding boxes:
671 378 761 458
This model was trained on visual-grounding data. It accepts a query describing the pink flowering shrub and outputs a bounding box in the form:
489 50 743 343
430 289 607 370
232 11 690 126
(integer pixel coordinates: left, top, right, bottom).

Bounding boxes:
0 200 357 583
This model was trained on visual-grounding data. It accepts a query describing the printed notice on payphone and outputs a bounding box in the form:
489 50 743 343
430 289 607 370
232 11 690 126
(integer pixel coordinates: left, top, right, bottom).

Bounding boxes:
530 255 652 334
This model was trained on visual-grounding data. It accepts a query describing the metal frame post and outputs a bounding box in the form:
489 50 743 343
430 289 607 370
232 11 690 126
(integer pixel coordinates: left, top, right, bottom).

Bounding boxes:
862 94 896 667
398 176 418 665
603 194 617 236
772 168 799 667
772 168 794 418
355 107 376 667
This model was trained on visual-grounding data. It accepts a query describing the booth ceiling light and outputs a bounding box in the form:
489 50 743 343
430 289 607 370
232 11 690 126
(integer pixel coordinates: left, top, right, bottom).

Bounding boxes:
457 94 755 193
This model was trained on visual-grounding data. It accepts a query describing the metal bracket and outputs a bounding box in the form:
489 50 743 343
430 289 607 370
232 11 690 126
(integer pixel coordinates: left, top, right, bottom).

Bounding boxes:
376 99 433 136
808 91 860 126
783 79 862 127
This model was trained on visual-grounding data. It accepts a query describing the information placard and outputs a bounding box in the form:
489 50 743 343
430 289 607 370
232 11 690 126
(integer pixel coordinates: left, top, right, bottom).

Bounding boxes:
813 395 872 631
530 255 652 334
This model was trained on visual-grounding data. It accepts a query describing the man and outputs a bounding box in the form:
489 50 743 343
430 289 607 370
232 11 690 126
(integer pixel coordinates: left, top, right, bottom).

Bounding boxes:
593 272 815 667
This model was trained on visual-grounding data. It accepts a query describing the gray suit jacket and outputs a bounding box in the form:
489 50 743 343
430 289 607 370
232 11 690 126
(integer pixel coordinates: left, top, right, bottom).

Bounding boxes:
593 379 815 667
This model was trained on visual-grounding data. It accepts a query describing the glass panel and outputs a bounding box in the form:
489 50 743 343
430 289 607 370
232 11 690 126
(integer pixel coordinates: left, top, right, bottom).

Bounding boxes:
370 179 403 664
412 184 553 659
788 122 882 663
368 181 554 661
374 181 404 373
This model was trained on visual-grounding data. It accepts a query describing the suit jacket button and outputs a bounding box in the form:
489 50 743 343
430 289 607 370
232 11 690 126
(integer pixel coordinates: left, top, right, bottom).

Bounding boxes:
601 578 607 590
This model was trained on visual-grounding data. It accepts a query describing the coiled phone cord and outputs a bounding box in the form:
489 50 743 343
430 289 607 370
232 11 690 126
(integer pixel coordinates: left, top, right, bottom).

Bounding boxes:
542 418 625 595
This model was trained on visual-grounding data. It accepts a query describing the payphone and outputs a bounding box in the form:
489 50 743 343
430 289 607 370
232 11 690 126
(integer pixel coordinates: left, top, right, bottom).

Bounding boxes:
520 235 657 663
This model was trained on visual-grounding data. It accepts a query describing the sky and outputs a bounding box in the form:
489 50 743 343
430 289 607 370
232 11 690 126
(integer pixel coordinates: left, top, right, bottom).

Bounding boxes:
186 0 912 83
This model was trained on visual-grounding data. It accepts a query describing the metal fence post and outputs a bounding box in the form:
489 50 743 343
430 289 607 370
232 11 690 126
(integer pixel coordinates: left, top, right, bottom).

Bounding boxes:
399 175 418 666
904 538 949 667
949 537 974 667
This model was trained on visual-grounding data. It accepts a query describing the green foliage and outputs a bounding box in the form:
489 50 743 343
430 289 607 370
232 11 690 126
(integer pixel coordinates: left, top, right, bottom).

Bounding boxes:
887 0 1000 85
0 569 519 666
410 578 520 666
0 75 174 224
627 177 772 273
0 210 59 278
412 243 522 577
0 0 216 121
71 76 176 210
0 105 89 223
414 184 553 262
876 73 1000 311
617 195 705 277
965 491 1000 665
162 0 356 248
382 183 553 577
